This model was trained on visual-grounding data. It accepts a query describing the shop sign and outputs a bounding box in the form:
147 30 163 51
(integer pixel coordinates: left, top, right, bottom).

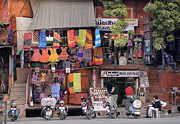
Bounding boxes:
101 70 140 77
96 18 138 31
90 88 108 111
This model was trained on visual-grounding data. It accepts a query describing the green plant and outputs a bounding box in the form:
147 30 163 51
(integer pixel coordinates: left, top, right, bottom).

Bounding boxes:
99 0 128 47
114 35 128 47
144 0 180 50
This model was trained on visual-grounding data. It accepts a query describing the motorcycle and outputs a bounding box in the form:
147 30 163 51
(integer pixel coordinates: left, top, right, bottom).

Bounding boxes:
8 102 19 121
56 100 68 120
103 100 118 119
41 96 57 120
80 97 96 120
126 96 142 119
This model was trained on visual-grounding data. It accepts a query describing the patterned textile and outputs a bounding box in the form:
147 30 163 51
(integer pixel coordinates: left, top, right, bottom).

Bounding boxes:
31 49 41 62
68 73 74 94
53 32 61 48
32 72 40 86
59 47 69 60
32 31 39 47
63 60 71 69
40 49 49 63
67 30 76 48
85 29 93 48
95 29 101 47
51 83 60 99
73 73 81 92
24 32 32 49
53 32 61 42
77 47 84 62
39 31 47 48
78 29 87 47
84 48 92 65
93 47 103 65
49 48 59 62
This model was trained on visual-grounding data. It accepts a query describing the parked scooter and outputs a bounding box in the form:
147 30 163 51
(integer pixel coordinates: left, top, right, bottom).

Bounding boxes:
8 102 19 121
103 100 118 119
56 100 68 120
41 96 57 120
80 97 96 119
126 96 142 119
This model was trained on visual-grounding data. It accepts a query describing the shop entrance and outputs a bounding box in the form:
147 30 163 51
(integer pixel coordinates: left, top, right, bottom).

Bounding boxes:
103 77 139 107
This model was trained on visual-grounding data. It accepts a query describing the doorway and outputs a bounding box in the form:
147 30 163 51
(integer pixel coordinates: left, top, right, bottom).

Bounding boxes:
103 77 138 107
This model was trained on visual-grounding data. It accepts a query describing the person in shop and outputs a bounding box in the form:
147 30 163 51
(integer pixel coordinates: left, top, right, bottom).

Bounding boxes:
124 84 134 110
107 82 119 108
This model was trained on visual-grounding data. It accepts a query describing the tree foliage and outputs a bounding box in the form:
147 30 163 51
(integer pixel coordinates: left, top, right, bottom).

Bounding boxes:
97 0 129 47
144 0 180 50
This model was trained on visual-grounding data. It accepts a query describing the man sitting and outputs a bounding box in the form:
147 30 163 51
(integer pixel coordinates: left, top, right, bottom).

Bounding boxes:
147 95 167 118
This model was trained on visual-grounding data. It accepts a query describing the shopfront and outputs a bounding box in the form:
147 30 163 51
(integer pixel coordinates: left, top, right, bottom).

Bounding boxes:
100 69 149 106
22 0 98 107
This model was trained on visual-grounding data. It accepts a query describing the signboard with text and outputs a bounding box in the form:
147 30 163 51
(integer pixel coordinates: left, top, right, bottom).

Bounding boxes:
96 18 138 31
101 70 140 77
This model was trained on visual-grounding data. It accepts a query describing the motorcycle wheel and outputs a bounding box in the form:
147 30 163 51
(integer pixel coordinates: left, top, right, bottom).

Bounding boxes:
86 110 92 120
10 116 18 121
43 109 53 120
91 111 96 119
59 113 66 120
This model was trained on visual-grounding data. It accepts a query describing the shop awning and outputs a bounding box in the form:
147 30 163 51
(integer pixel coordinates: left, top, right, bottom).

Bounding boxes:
30 0 96 29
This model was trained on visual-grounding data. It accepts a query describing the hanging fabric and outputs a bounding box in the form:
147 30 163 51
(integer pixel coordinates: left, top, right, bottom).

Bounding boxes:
137 43 143 58
77 47 84 62
40 49 49 63
32 72 40 86
49 48 59 62
39 31 47 48
84 48 92 66
74 30 79 42
40 72 47 82
78 29 87 47
31 49 41 62
59 47 69 60
85 29 93 48
68 73 74 94
67 30 76 48
24 32 32 49
63 60 71 69
51 83 60 99
73 73 81 92
32 31 39 47
93 47 103 65
53 32 61 48
46 31 54 47
95 29 101 47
